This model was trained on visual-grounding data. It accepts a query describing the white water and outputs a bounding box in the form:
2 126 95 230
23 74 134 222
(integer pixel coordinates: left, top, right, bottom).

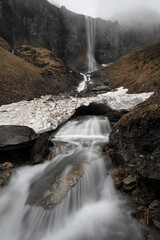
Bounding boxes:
77 73 88 92
0 116 141 240
86 16 97 73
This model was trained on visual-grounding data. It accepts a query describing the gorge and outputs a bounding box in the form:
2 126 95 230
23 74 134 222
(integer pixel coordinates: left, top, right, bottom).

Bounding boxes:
0 0 160 239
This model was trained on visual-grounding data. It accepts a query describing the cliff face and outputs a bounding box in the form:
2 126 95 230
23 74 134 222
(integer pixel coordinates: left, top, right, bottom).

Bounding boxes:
0 0 156 71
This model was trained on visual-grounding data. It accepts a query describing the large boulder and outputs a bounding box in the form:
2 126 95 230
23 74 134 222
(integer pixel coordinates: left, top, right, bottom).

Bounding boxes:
0 125 37 150
0 125 38 164
0 126 52 166
27 150 84 209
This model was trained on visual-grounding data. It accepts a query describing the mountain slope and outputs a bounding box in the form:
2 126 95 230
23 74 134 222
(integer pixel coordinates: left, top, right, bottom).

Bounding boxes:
0 41 81 106
107 42 160 93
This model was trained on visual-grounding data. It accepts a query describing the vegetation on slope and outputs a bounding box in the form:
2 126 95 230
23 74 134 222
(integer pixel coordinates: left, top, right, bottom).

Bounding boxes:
107 42 160 93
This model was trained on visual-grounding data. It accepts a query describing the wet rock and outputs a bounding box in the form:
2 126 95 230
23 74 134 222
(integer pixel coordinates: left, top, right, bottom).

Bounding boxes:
0 125 38 164
0 170 12 187
109 89 160 189
30 133 52 165
0 126 52 166
0 125 37 150
0 162 14 171
108 89 160 237
27 150 84 209
0 162 14 187
113 167 127 189
148 200 160 231
131 206 147 220
123 175 137 192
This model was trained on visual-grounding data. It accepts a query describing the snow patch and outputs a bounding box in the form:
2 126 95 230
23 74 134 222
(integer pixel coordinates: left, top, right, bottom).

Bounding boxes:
0 88 153 133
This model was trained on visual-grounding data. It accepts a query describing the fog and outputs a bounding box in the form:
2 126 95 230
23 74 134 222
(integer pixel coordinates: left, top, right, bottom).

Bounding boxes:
48 0 160 27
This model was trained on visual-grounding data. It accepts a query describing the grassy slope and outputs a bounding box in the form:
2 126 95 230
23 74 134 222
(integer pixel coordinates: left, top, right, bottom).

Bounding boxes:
107 42 160 93
0 46 58 106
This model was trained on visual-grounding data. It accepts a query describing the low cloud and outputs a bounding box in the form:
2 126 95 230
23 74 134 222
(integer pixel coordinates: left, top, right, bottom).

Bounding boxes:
112 9 160 28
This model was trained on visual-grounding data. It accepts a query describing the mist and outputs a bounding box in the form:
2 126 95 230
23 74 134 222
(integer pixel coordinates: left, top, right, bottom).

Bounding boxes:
48 0 160 28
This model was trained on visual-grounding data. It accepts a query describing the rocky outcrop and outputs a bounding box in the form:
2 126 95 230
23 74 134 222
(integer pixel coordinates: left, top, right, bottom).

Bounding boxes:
0 125 51 165
27 150 84 209
108 88 160 234
0 0 156 71
106 42 160 93
0 42 82 106
15 45 82 89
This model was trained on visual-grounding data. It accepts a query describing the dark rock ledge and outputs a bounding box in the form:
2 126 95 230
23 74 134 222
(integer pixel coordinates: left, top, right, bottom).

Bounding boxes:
0 125 53 187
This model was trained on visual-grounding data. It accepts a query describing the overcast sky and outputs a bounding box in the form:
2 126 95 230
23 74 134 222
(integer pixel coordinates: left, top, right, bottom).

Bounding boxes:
48 0 160 20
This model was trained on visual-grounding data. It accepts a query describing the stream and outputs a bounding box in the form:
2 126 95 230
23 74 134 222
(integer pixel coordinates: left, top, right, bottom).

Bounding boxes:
0 115 141 240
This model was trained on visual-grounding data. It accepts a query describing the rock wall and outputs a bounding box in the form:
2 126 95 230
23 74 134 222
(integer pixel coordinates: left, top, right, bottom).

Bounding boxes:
0 0 156 71
107 87 160 236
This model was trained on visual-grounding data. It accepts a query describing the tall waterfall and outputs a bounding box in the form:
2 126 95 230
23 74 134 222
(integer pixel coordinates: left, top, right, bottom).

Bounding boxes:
0 116 141 240
85 16 98 73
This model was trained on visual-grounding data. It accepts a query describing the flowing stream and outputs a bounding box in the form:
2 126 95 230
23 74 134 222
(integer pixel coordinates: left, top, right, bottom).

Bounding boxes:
0 115 141 240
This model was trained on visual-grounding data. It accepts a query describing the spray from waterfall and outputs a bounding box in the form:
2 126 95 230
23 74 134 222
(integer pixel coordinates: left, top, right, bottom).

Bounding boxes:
85 16 98 73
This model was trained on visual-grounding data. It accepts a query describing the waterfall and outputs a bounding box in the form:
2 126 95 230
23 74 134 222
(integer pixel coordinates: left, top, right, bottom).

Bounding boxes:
77 73 88 93
0 116 141 240
85 16 98 73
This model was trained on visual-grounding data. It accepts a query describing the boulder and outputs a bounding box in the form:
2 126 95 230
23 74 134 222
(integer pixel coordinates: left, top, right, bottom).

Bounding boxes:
27 150 84 209
30 133 53 165
0 125 37 150
0 125 38 165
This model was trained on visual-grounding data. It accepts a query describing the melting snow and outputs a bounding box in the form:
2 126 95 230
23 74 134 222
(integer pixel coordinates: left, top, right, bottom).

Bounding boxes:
0 88 153 133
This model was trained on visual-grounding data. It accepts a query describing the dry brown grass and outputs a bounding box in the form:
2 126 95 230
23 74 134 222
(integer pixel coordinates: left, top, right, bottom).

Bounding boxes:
0 46 57 106
0 37 11 51
107 42 160 93
15 45 72 89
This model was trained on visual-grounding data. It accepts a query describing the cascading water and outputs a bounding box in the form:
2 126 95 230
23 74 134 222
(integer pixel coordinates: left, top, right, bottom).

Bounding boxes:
85 16 98 73
0 115 142 240
77 73 88 93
